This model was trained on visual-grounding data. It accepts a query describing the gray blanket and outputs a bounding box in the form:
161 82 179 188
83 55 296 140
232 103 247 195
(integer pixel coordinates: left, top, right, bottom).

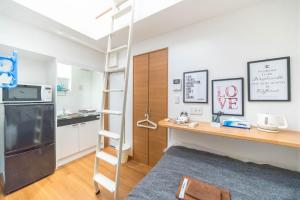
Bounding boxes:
127 146 300 200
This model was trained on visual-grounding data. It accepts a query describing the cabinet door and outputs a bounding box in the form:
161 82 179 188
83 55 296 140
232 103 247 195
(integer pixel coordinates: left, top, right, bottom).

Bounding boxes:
148 49 168 166
133 53 149 165
78 120 100 151
56 124 79 160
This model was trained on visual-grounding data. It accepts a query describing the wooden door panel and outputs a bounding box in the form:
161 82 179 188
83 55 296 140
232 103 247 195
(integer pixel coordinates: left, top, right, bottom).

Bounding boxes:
148 49 168 166
133 54 149 165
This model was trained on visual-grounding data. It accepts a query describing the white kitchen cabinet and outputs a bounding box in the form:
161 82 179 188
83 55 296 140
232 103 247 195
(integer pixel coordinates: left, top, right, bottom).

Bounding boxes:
56 119 100 167
78 120 100 151
56 124 79 160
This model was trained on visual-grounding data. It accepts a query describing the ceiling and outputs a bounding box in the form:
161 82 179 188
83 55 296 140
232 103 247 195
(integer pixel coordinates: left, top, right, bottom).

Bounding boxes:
0 0 263 53
12 0 112 40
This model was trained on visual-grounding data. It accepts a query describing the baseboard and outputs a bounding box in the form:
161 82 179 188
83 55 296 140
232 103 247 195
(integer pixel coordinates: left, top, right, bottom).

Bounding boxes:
56 146 96 168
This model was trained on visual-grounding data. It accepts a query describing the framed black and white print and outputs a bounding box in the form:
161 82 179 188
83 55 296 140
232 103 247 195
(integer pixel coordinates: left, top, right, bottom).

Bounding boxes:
212 78 244 116
247 57 291 101
183 70 208 103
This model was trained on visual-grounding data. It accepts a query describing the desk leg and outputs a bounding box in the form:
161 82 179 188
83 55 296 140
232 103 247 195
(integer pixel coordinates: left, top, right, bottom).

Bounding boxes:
298 150 300 172
164 128 172 153
167 128 172 148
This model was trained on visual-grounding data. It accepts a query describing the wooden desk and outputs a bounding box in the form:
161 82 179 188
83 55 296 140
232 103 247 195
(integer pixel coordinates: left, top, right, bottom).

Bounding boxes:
159 119 300 149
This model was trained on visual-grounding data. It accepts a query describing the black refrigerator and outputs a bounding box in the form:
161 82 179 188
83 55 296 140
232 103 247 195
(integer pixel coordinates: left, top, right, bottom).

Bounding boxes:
0 103 55 194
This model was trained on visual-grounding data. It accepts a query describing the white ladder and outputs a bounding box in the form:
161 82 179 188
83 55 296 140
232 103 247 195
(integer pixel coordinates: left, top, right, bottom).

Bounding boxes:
93 0 134 199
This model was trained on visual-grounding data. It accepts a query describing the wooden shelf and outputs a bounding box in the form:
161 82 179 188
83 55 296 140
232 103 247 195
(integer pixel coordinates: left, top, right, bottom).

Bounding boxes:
159 119 300 149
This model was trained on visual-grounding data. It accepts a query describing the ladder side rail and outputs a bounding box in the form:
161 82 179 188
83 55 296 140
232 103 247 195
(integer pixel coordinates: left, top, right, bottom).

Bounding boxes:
94 54 110 194
93 0 116 194
114 0 135 199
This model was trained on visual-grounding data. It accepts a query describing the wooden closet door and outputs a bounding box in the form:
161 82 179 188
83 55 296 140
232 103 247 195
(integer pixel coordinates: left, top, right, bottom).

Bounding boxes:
133 53 149 165
148 49 168 166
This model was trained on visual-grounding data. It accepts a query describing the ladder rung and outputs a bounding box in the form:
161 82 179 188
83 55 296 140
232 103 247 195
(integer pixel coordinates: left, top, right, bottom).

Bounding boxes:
114 0 128 7
99 130 120 139
108 45 127 53
103 89 124 92
105 67 126 73
101 110 122 115
112 5 131 19
94 173 116 192
97 151 118 166
108 64 118 68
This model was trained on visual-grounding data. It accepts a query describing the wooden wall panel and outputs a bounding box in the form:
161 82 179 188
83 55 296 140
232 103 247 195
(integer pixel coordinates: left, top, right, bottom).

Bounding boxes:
133 54 149 165
148 49 168 166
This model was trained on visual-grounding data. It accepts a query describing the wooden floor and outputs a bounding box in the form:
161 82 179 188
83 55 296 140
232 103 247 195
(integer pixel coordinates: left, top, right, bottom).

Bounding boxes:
0 150 151 200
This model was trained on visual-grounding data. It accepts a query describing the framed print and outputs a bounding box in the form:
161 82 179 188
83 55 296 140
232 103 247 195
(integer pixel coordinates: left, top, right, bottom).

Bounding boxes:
212 78 244 116
183 70 208 103
247 57 291 101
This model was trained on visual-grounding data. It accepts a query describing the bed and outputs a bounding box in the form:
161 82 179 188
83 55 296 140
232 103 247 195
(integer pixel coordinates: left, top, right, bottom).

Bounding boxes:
127 146 300 200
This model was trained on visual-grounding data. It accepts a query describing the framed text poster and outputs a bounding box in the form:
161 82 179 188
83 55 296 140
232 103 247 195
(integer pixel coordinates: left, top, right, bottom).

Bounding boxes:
183 70 208 103
212 78 244 116
248 57 291 101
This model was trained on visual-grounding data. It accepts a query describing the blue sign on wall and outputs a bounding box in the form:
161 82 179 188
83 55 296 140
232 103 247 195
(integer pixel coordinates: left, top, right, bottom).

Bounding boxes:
0 51 18 88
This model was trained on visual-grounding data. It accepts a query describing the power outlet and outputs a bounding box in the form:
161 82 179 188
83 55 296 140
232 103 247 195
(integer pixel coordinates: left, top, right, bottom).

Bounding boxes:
174 94 180 104
190 107 203 115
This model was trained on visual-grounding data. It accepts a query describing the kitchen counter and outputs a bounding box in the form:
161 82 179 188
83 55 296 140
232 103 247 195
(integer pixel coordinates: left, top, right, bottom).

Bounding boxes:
57 113 100 127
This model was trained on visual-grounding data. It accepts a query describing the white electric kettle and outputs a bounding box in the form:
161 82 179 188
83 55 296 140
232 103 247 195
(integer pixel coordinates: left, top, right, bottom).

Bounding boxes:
257 113 288 133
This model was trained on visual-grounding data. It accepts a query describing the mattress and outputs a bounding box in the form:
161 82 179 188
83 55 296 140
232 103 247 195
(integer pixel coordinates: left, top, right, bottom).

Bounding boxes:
127 146 300 200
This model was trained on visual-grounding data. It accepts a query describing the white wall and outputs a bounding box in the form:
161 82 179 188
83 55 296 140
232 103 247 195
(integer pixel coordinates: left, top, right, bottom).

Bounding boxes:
91 72 104 112
108 72 125 147
0 14 105 71
297 0 300 129
128 0 300 171
0 44 56 85
297 0 300 171
18 56 53 85
56 67 103 114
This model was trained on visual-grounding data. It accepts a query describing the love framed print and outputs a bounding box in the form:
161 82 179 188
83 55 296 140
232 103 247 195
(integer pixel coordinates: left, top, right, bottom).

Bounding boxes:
212 78 244 116
183 70 208 103
247 57 291 101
